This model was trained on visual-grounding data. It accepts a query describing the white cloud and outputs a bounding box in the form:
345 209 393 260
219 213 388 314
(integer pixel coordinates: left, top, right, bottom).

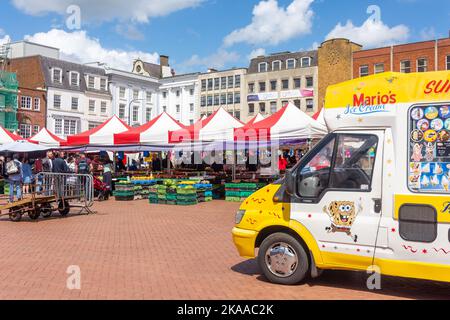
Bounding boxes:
25 29 159 71
223 0 314 47
0 34 11 46
326 16 410 48
420 27 436 40
12 0 204 23
183 49 240 70
115 24 145 41
248 48 266 60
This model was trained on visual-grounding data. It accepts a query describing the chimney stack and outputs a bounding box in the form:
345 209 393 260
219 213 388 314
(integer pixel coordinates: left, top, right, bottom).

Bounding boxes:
160 55 169 67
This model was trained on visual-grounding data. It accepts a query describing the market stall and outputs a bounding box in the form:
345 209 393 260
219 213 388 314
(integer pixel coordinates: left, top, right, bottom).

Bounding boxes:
0 126 22 145
28 128 67 147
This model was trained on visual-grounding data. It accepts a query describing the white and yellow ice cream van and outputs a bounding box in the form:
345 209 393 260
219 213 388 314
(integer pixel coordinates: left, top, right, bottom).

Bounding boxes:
232 71 450 285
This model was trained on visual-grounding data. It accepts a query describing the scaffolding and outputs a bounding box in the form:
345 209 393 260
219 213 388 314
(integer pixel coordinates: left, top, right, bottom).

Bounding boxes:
0 43 18 131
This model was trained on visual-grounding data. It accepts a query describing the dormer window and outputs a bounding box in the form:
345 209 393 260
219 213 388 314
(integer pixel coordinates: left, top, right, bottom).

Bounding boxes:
258 62 268 73
88 75 95 89
272 60 282 71
70 71 79 86
100 78 107 91
301 57 312 67
52 68 62 84
286 59 296 69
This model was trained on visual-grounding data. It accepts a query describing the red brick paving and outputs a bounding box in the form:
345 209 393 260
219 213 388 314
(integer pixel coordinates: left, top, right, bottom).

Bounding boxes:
0 199 449 300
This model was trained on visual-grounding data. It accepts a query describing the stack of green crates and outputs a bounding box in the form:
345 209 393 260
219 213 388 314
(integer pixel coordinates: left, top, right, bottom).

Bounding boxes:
225 183 266 202
156 185 167 204
176 185 198 206
195 183 213 203
166 186 178 205
114 183 135 201
148 185 159 204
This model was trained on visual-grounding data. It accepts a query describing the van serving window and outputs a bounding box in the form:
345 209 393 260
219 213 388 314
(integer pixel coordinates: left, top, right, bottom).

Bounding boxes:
297 134 378 199
408 104 450 193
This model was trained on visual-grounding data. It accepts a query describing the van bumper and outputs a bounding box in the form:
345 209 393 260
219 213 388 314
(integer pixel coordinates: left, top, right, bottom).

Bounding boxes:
232 227 258 259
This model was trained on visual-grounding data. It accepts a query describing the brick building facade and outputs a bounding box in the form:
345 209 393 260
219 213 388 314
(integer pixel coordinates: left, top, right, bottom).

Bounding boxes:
353 37 450 78
7 55 47 138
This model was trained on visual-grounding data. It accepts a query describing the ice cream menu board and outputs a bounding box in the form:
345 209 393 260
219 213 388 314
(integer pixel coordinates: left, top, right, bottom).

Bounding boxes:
409 104 450 193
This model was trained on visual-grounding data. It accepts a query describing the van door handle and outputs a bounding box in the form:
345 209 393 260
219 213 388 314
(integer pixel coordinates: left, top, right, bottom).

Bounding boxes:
373 198 382 214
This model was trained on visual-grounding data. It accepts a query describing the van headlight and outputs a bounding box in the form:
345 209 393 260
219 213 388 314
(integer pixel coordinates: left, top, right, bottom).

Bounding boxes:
235 210 246 225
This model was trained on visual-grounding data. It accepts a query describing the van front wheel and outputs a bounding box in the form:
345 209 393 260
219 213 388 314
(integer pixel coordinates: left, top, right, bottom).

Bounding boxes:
258 233 309 285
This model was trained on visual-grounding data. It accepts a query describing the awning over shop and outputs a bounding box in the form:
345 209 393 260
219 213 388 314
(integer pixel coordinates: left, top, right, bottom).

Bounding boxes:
28 128 66 147
114 112 185 145
66 115 131 146
0 126 22 145
169 107 244 143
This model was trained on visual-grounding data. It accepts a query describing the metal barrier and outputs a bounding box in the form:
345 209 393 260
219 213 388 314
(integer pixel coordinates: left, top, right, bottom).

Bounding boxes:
36 172 94 215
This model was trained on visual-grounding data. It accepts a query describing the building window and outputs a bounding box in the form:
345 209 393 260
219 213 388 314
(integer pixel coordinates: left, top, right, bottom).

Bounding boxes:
207 79 213 90
228 76 234 88
70 72 79 86
447 55 450 70
88 122 102 130
162 91 167 99
214 78 220 90
33 125 40 134
146 91 152 103
119 104 126 119
234 111 240 120
248 103 255 115
227 93 234 105
189 89 194 96
145 108 152 122
201 80 207 91
359 65 369 77
176 90 180 97
89 100 95 113
100 78 107 91
272 60 281 71
401 60 411 73
235 75 241 88
19 123 32 139
248 82 255 93
201 96 206 107
259 102 266 114
71 97 79 111
306 76 314 88
294 99 301 109
270 101 277 114
234 92 241 104
301 57 311 67
162 106 167 112
119 87 126 99
207 95 213 106
214 94 220 106
282 79 289 90
33 97 40 111
306 99 314 110
132 105 139 122
294 78 301 89
55 118 63 135
21 96 32 110
88 75 95 88
286 59 296 69
53 94 61 109
374 63 385 74
221 77 227 90
417 58 428 72
220 94 226 105
176 105 180 113
52 68 62 83
133 89 139 100
259 81 266 92
270 80 277 91
63 119 77 136
101 101 107 114
258 62 268 73
189 103 194 112
189 119 194 125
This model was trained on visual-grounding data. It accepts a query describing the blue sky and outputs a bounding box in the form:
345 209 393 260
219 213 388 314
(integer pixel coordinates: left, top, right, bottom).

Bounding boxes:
0 0 449 73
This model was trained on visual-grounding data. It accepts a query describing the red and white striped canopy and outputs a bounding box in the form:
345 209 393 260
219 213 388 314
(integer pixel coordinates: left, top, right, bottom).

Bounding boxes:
66 116 131 146
235 103 328 141
169 107 244 143
114 112 185 145
28 128 66 147
0 126 22 145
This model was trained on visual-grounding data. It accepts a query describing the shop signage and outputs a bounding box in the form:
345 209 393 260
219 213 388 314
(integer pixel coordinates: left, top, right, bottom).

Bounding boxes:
247 92 279 102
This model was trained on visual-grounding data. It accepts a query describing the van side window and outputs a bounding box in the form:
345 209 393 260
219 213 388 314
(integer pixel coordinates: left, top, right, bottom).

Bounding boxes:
297 134 378 199
329 135 378 191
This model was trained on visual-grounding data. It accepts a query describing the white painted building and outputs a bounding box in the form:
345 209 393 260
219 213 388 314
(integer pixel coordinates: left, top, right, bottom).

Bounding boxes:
158 73 200 126
41 56 113 137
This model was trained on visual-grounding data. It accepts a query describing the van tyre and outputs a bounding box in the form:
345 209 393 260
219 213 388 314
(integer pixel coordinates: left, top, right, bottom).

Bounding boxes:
258 233 309 285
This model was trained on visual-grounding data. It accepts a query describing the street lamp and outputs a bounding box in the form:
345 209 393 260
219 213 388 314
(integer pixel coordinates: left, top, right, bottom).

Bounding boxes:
128 98 145 126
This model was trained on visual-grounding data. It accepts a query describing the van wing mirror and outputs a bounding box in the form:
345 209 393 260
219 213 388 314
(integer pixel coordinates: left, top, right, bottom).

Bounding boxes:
285 169 296 196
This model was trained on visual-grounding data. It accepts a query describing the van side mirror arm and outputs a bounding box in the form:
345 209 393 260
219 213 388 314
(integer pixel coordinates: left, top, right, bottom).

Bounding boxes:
284 169 297 196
